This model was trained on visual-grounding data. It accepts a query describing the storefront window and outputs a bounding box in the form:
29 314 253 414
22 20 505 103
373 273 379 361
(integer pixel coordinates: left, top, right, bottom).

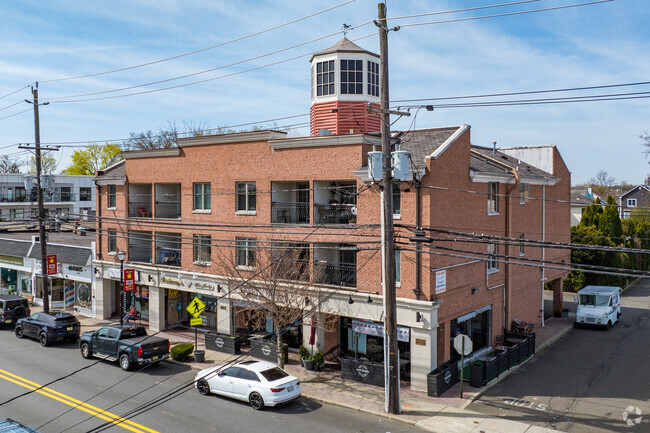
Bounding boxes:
35 277 64 301
21 276 31 296
74 282 92 310
340 318 410 363
127 285 149 318
1 268 18 295
450 307 491 362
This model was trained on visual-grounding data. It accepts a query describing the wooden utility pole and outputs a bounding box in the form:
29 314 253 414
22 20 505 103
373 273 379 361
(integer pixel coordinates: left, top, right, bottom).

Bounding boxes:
376 2 399 415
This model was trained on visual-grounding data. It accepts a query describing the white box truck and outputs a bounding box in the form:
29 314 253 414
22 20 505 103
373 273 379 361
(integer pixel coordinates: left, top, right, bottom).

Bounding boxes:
574 285 621 329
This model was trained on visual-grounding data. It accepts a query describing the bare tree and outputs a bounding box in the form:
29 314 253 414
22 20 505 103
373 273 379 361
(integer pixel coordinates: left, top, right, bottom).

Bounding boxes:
589 170 616 198
28 153 57 174
641 131 649 161
216 241 332 368
0 155 24 173
125 121 209 150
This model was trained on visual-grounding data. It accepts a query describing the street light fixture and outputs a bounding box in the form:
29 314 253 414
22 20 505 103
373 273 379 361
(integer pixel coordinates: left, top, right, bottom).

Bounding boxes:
117 251 126 325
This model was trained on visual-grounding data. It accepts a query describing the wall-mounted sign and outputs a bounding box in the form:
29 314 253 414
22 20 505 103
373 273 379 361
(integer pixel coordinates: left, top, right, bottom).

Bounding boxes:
435 270 446 294
0 254 23 266
67 265 84 272
47 255 58 275
124 269 135 292
415 338 427 346
168 289 179 298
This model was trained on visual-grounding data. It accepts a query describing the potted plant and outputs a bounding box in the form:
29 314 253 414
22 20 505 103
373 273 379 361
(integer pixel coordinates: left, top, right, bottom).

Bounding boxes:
298 345 309 367
312 344 324 371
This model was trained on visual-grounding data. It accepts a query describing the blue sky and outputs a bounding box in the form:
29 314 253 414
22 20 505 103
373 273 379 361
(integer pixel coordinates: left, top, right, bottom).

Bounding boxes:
0 0 648 185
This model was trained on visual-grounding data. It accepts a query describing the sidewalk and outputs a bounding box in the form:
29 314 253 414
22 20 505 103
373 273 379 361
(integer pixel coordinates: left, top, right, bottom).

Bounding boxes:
58 309 575 433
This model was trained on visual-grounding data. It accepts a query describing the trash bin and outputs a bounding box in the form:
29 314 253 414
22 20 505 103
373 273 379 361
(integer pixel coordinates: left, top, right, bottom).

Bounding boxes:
193 350 205 363
563 308 569 318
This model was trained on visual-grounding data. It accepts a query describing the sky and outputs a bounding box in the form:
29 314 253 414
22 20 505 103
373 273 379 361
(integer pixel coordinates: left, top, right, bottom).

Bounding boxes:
0 0 648 185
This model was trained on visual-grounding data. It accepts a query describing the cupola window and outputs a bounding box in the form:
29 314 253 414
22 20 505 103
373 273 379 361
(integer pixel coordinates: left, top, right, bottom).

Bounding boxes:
340 59 363 94
316 60 335 96
368 61 379 97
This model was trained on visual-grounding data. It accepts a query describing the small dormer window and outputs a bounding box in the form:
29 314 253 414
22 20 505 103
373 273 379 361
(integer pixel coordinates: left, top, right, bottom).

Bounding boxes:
316 60 335 96
340 59 362 94
368 61 379 96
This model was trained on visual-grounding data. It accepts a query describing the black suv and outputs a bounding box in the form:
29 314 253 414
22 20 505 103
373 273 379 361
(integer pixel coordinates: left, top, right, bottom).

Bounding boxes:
15 311 80 346
0 295 30 328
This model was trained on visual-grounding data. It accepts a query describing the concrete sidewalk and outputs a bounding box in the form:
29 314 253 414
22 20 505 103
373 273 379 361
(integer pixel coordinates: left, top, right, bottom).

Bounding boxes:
58 310 575 433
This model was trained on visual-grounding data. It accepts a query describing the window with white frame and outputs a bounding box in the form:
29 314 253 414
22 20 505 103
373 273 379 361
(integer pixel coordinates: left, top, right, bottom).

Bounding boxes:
236 238 256 268
395 249 401 284
519 183 529 204
340 59 363 94
236 182 256 212
392 185 401 216
108 185 116 208
108 229 117 253
194 183 211 210
487 243 498 272
316 60 335 96
193 234 211 264
623 210 631 219
488 182 498 214
367 61 379 96
627 198 637 207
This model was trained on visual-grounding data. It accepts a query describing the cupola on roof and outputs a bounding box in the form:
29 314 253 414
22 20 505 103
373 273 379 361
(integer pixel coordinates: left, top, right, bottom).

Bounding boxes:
310 37 378 61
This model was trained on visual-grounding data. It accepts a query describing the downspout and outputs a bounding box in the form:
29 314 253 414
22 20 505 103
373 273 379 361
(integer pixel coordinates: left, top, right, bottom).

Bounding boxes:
96 184 102 260
415 182 422 300
541 180 547 327
504 168 520 332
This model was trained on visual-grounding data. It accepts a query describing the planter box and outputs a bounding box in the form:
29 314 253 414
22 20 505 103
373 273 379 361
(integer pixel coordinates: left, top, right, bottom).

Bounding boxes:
205 333 241 355
341 357 385 387
427 360 458 397
484 356 499 384
249 338 288 363
508 343 520 368
470 361 485 388
496 349 509 375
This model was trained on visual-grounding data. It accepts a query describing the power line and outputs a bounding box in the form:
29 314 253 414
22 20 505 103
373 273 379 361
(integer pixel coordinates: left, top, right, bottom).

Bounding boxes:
0 84 32 101
0 107 32 122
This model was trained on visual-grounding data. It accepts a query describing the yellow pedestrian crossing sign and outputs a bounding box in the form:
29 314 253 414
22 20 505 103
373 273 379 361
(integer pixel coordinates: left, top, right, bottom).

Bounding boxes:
187 297 205 317
190 317 203 327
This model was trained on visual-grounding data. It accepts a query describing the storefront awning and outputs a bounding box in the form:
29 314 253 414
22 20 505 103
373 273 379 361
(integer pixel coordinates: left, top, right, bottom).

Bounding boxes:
456 305 492 324
351 319 410 342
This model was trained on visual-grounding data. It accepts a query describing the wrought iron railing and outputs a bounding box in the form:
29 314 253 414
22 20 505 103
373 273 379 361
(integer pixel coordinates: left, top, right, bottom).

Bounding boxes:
271 202 310 224
314 262 357 287
314 203 356 224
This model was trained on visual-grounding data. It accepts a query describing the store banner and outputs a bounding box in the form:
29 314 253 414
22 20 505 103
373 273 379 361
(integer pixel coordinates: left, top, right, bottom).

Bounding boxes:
124 269 135 292
351 319 410 342
435 270 446 294
47 255 57 275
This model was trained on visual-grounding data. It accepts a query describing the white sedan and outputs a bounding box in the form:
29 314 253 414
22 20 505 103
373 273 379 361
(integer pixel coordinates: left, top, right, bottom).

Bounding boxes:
195 360 301 410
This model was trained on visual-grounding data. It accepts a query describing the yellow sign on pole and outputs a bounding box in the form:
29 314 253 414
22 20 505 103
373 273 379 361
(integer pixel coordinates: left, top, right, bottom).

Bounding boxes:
187 296 205 317
190 317 203 327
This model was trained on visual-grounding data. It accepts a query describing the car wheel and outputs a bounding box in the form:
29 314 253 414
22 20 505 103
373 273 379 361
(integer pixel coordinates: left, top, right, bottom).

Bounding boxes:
119 354 132 371
607 321 612 329
196 378 210 396
80 342 91 359
249 392 265 410
39 332 49 347
15 326 24 339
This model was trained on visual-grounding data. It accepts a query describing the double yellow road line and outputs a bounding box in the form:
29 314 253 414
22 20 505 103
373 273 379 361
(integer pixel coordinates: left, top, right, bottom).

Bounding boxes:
0 368 158 433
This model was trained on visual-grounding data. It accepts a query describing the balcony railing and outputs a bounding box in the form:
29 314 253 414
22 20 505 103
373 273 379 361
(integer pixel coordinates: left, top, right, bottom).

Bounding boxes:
156 247 181 267
314 203 356 224
155 201 181 219
271 202 310 224
314 262 357 287
0 193 77 203
128 202 153 218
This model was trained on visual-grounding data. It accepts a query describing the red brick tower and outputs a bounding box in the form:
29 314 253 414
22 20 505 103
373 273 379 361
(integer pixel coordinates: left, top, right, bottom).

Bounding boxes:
309 37 381 136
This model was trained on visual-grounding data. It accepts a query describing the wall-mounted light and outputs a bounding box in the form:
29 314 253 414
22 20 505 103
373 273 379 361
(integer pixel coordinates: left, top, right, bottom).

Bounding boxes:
148 275 153 282
471 287 478 294
348 296 354 305
367 295 373 303
416 312 423 322
217 285 222 293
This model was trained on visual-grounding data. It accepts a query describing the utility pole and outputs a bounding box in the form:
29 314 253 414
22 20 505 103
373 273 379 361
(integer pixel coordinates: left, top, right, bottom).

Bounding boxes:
21 82 55 314
376 2 399 415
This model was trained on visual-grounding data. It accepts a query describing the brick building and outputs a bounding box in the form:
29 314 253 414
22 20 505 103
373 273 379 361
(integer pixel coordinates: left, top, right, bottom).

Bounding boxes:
93 38 570 391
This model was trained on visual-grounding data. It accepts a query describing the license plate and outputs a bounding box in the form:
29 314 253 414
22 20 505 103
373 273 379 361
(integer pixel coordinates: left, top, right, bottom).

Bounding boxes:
67 326 73 331
287 386 294 392
152 355 159 360
4 319 11 323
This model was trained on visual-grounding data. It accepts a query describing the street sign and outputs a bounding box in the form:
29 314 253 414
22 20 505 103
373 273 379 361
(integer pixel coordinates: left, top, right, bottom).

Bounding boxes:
47 255 57 275
124 269 135 292
186 297 205 317
453 334 473 355
190 317 203 327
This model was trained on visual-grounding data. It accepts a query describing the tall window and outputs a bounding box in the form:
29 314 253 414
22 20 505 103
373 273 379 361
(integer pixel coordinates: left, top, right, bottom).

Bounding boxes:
519 183 529 204
487 243 498 272
367 61 379 96
519 234 525 256
488 182 498 214
340 59 362 94
193 234 211 264
108 229 117 253
393 185 401 216
194 183 211 210
316 60 335 96
80 187 92 201
236 182 256 212
236 238 256 268
108 185 116 208
395 249 401 284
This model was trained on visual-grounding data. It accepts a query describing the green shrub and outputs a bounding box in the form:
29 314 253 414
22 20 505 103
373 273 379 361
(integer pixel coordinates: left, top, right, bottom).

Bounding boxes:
312 343 324 367
298 345 309 360
170 343 194 361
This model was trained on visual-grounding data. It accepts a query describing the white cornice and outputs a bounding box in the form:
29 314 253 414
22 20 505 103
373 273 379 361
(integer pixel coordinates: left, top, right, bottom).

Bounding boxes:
179 130 287 147
122 148 182 159
270 134 381 150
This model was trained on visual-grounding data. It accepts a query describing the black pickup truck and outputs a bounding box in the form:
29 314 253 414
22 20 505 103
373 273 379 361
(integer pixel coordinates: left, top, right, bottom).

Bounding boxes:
79 324 170 371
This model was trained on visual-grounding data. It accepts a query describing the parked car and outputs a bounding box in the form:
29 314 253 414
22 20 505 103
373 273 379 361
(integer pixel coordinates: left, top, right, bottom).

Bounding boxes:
0 295 30 328
195 360 301 410
15 311 80 346
79 324 170 371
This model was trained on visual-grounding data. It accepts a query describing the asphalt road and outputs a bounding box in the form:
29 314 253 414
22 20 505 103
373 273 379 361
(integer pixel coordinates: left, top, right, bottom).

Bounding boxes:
469 279 650 433
0 329 423 433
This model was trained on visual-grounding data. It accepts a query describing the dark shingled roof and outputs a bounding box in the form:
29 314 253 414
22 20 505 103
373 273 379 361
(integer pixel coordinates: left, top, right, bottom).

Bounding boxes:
29 242 92 266
471 146 555 180
94 159 126 184
0 238 33 258
396 127 460 170
310 37 378 61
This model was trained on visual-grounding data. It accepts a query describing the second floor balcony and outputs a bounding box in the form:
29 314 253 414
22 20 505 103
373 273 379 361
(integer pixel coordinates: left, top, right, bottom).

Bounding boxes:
129 184 152 218
155 183 181 219
272 202 309 224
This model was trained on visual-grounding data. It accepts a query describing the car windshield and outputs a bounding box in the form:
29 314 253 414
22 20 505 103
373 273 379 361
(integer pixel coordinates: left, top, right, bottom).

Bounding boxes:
260 367 289 382
579 294 610 306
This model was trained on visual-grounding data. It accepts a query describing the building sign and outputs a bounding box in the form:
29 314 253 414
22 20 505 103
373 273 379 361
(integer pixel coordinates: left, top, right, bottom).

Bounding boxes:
0 254 23 266
435 270 446 294
415 338 426 346
124 269 135 292
351 319 410 342
168 289 179 298
47 255 58 275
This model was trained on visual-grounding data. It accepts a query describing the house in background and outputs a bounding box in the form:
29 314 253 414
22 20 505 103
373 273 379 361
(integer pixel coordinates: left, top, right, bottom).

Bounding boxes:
570 187 598 226
619 177 650 219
